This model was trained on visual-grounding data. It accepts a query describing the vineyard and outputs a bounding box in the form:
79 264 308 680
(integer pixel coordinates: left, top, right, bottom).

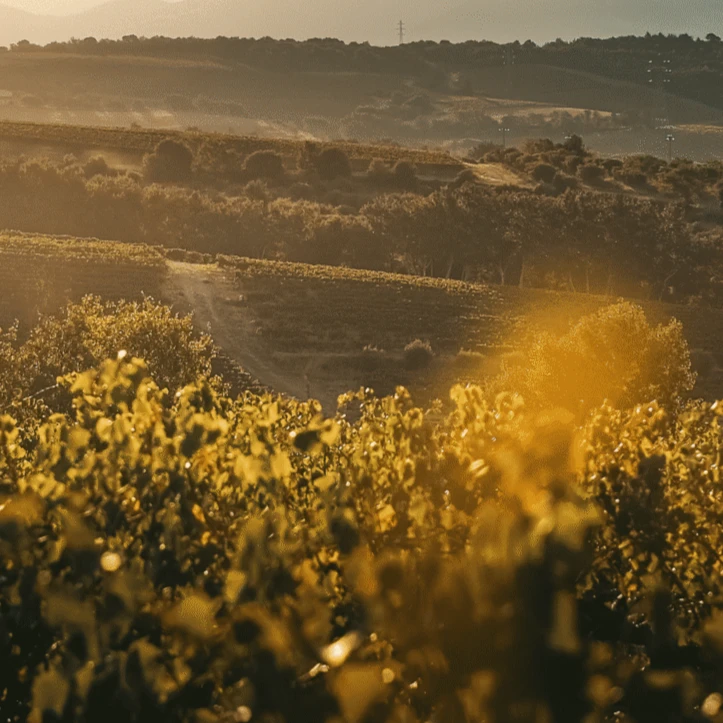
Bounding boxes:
218 255 723 403
0 232 167 325
0 236 722 722
0 120 463 172
2 322 723 722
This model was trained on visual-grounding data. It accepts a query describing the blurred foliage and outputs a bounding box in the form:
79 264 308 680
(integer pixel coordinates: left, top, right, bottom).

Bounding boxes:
0 296 215 425
495 302 696 415
1 300 723 721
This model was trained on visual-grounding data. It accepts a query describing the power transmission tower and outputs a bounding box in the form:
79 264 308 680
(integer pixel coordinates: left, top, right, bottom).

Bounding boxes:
666 133 675 163
646 55 673 127
499 125 511 148
398 20 405 45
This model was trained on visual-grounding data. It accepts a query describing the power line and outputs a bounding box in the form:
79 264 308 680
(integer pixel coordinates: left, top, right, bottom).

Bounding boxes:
398 20 405 45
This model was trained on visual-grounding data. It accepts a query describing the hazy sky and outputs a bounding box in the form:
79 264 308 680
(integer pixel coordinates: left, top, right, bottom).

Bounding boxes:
1 0 722 46
3 0 107 13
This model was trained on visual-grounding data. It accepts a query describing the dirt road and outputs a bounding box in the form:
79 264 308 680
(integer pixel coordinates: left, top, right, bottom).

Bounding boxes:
161 261 319 404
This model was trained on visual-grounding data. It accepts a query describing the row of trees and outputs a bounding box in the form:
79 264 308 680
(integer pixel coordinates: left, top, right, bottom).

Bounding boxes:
8 33 723 109
0 154 713 302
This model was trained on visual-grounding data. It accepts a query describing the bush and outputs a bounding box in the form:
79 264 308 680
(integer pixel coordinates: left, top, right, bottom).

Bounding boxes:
531 163 558 184
552 172 578 192
142 138 195 183
314 147 352 180
357 344 388 373
602 158 624 174
562 133 586 155
497 302 695 414
403 338 434 370
577 163 606 184
243 179 271 201
83 156 116 179
449 168 479 190
392 160 418 190
616 170 648 188
366 158 391 185
0 296 215 423
243 150 285 181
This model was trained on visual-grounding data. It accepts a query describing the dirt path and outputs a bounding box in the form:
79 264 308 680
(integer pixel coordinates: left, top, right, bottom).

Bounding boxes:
161 261 320 405
465 162 531 187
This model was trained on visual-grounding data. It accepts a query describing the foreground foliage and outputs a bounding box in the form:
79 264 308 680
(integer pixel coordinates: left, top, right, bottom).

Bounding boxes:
0 334 722 721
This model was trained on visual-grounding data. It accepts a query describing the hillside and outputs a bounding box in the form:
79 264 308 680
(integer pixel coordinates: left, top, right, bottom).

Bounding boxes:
0 237 718 409
0 231 166 325
2 38 723 159
165 255 723 408
0 119 463 172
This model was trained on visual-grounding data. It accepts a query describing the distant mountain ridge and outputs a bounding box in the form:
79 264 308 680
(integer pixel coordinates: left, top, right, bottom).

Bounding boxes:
1 0 722 47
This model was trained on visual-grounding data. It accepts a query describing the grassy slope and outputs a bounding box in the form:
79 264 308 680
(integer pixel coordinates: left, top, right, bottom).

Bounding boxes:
0 242 718 404
465 64 723 123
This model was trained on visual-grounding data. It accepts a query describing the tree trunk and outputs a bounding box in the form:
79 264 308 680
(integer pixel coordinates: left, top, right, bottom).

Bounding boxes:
446 256 455 279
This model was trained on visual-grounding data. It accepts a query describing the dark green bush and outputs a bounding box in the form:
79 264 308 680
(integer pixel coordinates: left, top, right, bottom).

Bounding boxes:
314 147 352 180
243 150 286 181
532 163 558 184
142 139 195 183
403 338 434 370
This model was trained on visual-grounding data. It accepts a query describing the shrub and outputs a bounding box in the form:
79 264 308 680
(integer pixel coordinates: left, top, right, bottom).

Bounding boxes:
497 302 695 414
577 163 606 184
467 141 499 161
602 158 624 174
552 172 578 192
357 344 388 373
449 168 479 190
616 170 648 188
314 147 352 180
243 150 285 181
562 133 586 155
392 160 418 190
83 155 115 179
531 163 558 184
243 179 271 201
0 296 215 420
142 138 195 183
403 338 434 370
366 158 392 184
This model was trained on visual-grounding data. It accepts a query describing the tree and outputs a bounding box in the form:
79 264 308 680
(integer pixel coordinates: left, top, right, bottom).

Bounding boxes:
496 302 695 415
314 148 352 180
243 150 285 181
142 139 194 183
